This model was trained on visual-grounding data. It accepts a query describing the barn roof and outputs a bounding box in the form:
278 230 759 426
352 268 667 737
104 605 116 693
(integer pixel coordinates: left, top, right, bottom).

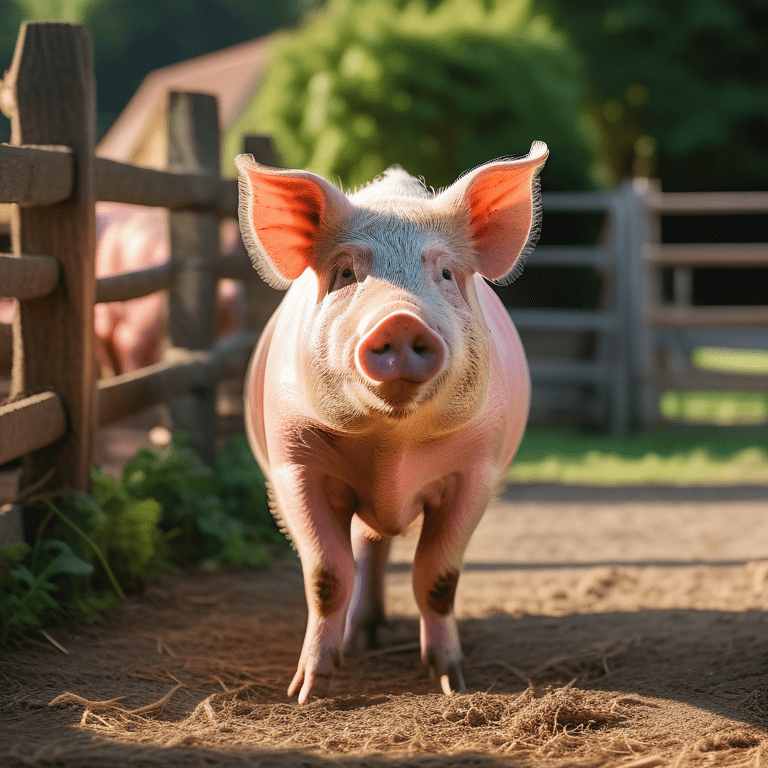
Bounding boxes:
96 34 273 169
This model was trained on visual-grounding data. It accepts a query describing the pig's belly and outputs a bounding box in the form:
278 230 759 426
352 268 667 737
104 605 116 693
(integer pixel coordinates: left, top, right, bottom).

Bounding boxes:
353 476 450 540
321 459 448 539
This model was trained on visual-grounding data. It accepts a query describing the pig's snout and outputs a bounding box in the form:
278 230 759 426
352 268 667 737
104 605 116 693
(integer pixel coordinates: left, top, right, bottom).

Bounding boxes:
356 311 446 385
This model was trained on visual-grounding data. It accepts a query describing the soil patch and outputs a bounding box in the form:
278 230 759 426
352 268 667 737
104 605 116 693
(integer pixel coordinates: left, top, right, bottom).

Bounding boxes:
4 490 768 767
4 417 768 767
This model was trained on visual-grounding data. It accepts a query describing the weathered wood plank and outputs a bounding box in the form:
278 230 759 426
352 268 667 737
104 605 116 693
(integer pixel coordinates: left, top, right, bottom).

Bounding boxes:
647 243 768 267
649 191 768 215
0 391 67 465
648 306 768 328
95 260 178 303
166 91 220 463
0 252 59 299
0 143 73 205
96 350 212 426
542 191 615 213
94 156 237 216
6 22 97 492
509 308 617 332
94 249 252 304
97 332 256 426
529 361 610 383
652 368 768 392
529 246 609 267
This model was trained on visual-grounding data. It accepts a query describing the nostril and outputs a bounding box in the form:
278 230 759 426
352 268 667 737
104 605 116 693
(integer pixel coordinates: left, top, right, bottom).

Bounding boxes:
356 310 446 384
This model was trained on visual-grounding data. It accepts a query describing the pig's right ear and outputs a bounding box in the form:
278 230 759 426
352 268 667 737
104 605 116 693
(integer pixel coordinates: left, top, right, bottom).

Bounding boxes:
235 154 354 289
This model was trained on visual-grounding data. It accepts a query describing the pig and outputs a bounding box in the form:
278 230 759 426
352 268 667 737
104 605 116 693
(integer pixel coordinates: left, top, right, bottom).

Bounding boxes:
236 141 548 702
94 203 243 376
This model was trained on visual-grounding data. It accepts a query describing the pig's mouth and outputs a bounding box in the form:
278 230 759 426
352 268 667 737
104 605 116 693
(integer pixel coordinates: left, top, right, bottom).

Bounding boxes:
361 371 447 419
376 378 424 407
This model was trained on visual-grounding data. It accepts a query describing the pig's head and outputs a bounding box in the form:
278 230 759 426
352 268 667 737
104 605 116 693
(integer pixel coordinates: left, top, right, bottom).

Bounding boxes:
236 143 547 433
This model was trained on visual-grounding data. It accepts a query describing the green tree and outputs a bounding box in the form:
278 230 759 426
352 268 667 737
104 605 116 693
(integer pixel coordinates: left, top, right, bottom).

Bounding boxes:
232 0 600 191
14 0 97 21
538 0 768 191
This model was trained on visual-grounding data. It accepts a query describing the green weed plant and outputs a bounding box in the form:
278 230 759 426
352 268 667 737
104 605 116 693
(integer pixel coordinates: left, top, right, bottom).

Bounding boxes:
0 434 280 641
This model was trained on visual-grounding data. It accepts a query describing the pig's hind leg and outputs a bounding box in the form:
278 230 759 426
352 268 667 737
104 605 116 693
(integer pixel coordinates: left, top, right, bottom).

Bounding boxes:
344 519 391 653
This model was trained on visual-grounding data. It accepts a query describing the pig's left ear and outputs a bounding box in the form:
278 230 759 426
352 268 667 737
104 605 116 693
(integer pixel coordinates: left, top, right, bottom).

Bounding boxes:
436 142 548 284
235 154 354 289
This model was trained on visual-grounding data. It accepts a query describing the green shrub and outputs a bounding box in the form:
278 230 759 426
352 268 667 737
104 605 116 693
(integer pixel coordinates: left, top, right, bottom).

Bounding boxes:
537 0 768 190
0 433 280 641
121 433 278 569
226 0 600 190
0 540 96 638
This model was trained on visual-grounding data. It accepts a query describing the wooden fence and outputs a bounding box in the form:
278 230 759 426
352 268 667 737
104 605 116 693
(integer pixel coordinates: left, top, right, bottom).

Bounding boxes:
0 22 267 520
629 179 768 426
514 186 634 433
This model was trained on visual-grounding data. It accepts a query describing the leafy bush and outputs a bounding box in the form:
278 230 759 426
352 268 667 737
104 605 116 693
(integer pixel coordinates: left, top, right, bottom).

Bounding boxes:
538 0 768 190
0 433 281 641
227 0 600 190
121 433 278 570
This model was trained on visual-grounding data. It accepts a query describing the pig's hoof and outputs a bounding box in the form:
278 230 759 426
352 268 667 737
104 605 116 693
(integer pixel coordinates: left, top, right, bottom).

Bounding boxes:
288 668 333 704
343 619 383 654
426 646 466 695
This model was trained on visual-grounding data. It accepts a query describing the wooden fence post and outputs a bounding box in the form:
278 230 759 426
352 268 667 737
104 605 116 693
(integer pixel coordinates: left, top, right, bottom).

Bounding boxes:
166 92 219 463
5 22 97 494
623 178 654 428
607 194 630 434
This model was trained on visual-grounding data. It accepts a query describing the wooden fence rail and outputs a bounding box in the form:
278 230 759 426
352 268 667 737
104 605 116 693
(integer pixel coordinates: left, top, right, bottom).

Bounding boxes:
0 138 237 214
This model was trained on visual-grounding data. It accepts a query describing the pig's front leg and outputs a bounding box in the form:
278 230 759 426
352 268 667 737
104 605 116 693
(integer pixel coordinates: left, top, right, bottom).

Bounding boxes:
271 466 356 703
412 471 495 694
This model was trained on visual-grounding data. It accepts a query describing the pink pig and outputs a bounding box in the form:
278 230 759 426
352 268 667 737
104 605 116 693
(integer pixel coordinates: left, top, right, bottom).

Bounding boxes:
236 142 548 702
94 203 242 376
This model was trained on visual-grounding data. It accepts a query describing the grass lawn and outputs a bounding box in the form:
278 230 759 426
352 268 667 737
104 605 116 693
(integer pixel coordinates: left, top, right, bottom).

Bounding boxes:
509 426 768 486
659 347 768 425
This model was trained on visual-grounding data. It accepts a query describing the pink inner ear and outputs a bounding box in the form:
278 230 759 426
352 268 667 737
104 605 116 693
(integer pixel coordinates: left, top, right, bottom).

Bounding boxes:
246 169 325 281
467 169 534 280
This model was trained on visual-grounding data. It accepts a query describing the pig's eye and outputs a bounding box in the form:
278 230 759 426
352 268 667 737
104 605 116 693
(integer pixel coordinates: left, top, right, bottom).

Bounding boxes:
442 268 452 281
331 264 357 292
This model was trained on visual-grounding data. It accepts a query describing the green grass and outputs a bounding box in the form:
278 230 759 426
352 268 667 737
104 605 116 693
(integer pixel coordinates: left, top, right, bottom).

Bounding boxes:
692 346 768 375
658 390 768 425
509 426 768 486
658 346 768 426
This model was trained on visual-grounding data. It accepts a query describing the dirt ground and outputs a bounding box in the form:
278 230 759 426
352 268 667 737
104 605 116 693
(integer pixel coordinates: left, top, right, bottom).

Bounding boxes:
3 421 768 767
